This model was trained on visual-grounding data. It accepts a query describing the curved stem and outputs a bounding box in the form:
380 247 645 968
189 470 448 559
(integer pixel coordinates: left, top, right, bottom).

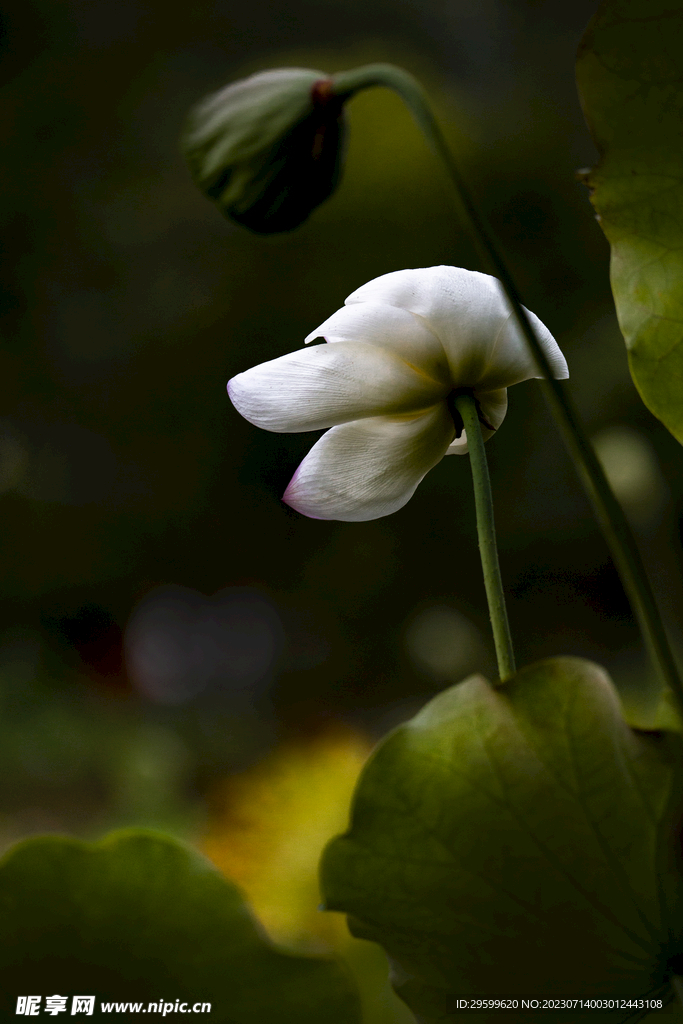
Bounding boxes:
333 63 683 709
453 392 516 682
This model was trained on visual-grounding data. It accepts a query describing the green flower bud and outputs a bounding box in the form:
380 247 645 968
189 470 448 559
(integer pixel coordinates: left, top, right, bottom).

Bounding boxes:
182 68 345 234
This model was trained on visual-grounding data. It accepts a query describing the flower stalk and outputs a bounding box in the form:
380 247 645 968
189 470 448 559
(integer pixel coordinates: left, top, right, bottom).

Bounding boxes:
332 63 682 709
452 391 516 682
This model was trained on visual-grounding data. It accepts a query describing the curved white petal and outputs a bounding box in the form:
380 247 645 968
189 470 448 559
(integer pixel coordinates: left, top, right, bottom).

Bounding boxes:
473 307 568 390
346 266 469 321
305 303 449 384
345 265 568 389
446 388 508 455
283 404 455 521
228 340 446 432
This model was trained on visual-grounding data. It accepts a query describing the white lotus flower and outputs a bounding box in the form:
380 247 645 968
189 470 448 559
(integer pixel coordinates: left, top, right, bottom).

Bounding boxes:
228 266 568 521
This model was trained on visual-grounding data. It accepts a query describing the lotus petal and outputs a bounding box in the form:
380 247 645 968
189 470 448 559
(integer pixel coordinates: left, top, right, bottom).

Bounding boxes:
283 405 455 520
228 340 446 432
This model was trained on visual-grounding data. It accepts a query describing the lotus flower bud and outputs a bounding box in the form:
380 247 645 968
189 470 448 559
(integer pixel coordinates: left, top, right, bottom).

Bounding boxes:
182 68 345 234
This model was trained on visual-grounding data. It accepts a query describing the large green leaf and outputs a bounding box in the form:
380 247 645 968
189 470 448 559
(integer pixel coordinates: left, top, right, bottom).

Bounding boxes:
576 0 683 443
0 830 361 1024
321 658 683 1023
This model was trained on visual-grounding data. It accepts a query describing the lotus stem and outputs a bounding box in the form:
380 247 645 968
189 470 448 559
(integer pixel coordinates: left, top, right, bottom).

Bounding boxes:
332 63 683 711
453 391 516 682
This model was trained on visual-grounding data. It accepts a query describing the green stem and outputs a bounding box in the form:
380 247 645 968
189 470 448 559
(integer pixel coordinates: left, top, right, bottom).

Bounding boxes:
333 63 683 709
453 392 516 682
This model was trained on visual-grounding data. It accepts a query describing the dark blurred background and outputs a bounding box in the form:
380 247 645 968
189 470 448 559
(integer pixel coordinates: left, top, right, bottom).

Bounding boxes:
0 0 681 968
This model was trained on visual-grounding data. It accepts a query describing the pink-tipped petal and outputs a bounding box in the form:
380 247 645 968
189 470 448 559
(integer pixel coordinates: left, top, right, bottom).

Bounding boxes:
283 404 455 521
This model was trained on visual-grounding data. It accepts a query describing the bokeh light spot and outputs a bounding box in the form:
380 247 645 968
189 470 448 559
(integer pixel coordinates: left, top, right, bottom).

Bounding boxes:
124 585 283 705
404 604 485 680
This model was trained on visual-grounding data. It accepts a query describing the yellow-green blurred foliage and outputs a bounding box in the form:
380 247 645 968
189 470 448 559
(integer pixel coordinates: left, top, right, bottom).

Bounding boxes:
203 727 369 947
202 727 415 1023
